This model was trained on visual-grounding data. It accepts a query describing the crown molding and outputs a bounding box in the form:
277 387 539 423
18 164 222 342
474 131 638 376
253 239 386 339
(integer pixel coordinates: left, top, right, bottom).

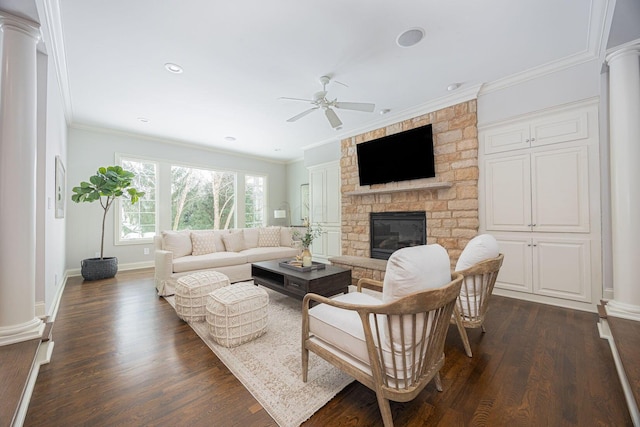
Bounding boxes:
36 0 73 124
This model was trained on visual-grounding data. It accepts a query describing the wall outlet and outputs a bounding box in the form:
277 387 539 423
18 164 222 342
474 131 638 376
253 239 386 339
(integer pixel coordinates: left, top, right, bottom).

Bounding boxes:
144 248 150 255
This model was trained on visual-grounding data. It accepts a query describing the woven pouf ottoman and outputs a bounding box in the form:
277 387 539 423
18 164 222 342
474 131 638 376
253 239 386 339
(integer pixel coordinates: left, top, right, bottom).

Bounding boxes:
206 282 269 348
175 271 231 322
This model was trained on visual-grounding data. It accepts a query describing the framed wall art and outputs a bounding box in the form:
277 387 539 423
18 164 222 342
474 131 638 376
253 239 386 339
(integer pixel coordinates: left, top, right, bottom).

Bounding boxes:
55 156 66 218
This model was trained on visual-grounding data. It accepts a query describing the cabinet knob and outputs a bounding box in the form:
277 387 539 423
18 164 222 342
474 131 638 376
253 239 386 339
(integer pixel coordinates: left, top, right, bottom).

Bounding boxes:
525 138 530 143
531 137 536 142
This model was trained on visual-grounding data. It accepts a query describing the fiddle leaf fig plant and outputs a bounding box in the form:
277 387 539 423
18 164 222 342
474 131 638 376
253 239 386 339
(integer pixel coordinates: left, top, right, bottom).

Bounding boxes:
71 165 145 259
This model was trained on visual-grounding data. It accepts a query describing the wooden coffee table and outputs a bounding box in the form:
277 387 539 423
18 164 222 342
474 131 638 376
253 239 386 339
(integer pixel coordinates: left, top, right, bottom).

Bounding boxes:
251 259 350 301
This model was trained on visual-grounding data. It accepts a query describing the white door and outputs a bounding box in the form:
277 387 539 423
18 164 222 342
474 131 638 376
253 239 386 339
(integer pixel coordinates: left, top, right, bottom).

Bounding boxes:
494 235 533 293
484 154 531 231
533 236 591 302
531 146 590 233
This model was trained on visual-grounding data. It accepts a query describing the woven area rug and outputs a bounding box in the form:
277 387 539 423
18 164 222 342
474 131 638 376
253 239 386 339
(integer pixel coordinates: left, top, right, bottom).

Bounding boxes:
164 283 354 427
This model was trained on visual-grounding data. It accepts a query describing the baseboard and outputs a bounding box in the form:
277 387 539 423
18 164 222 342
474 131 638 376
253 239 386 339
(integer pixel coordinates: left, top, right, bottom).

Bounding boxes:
66 261 154 278
492 288 597 313
598 318 640 426
12 341 54 427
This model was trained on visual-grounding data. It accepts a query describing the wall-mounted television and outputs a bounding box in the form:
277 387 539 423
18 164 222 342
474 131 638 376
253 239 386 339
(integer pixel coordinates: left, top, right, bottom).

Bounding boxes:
356 124 435 186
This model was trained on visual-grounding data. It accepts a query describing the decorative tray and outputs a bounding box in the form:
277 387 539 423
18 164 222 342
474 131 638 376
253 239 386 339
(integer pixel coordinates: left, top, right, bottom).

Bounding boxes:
279 260 327 272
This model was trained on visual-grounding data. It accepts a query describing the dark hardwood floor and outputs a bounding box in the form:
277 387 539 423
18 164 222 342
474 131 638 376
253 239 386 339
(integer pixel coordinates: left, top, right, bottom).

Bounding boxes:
24 269 631 426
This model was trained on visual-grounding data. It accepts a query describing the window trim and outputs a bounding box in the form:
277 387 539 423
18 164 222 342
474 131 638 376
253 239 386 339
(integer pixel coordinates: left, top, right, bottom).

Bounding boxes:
114 154 159 246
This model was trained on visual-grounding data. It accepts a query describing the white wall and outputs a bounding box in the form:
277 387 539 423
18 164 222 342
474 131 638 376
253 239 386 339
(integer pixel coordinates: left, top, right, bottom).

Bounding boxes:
66 127 287 271
478 59 601 125
35 50 68 317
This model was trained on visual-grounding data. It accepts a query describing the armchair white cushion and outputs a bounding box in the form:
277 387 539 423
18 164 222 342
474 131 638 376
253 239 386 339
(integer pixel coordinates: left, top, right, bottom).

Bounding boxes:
303 244 463 426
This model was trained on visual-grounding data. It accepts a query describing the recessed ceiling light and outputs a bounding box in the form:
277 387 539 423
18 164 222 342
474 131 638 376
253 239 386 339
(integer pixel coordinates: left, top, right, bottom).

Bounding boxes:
380 109 391 115
447 83 461 91
396 28 425 48
137 117 150 123
224 136 236 142
274 148 282 152
164 63 183 74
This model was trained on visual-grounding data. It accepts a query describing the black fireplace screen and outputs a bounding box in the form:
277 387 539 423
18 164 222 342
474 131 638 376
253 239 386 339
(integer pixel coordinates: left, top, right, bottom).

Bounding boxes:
370 211 426 260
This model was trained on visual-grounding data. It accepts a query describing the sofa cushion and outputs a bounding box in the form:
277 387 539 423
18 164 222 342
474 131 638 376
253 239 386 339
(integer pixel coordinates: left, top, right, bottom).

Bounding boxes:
308 292 421 380
243 228 259 249
162 230 192 258
455 234 499 272
213 230 229 252
280 227 294 247
191 231 217 256
172 252 248 273
382 244 451 304
241 246 299 263
258 227 281 247
222 231 245 252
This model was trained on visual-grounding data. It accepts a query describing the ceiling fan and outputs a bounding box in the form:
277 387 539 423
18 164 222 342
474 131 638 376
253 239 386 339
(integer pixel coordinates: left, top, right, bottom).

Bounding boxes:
280 75 375 129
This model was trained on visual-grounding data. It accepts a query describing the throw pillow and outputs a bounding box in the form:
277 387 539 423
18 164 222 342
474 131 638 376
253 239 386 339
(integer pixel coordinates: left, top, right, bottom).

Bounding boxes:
455 234 499 272
161 230 192 258
382 244 451 304
280 227 294 247
191 231 217 256
243 228 259 248
258 227 281 247
222 231 245 252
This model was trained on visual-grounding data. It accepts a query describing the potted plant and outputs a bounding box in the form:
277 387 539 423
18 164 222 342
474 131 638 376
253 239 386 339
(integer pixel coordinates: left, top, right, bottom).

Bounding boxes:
294 218 322 266
71 165 144 280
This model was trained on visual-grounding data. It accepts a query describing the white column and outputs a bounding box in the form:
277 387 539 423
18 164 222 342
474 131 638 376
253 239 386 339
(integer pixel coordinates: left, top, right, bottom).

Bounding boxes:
605 42 640 321
0 13 44 345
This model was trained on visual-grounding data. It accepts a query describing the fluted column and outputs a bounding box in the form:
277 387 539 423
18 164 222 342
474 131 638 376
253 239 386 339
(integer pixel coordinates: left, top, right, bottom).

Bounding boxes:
605 42 640 321
0 12 44 345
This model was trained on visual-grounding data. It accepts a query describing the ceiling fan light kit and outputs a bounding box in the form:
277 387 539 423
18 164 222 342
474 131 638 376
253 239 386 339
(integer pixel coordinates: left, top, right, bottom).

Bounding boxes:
281 75 375 129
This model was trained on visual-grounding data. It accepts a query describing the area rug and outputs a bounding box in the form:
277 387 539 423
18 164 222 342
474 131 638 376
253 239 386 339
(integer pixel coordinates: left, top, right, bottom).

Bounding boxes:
164 283 355 427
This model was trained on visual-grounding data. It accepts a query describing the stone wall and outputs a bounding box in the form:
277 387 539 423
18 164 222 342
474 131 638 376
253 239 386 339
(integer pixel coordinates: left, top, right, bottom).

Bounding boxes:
340 99 479 268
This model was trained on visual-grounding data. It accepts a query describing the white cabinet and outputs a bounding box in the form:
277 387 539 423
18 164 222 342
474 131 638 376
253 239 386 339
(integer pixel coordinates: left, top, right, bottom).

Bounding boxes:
479 100 600 306
483 108 589 154
484 145 590 233
309 161 341 263
493 234 592 303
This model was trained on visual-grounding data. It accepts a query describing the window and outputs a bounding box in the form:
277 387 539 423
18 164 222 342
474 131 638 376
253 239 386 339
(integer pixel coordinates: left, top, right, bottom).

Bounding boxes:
171 165 236 230
117 158 157 243
245 175 266 228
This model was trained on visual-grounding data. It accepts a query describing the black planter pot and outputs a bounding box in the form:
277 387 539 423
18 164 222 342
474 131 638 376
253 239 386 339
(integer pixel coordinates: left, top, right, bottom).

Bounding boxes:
81 257 118 281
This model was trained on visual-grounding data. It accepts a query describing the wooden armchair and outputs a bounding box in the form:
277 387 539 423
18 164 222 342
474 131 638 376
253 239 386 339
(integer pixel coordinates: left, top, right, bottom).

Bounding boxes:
450 234 503 357
302 244 463 427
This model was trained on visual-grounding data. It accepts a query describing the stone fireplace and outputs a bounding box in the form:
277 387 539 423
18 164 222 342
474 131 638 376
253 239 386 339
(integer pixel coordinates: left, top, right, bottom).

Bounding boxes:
333 99 479 284
370 211 426 260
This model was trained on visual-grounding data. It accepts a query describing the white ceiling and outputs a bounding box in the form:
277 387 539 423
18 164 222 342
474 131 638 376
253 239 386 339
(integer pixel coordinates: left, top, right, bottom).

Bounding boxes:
2 0 608 161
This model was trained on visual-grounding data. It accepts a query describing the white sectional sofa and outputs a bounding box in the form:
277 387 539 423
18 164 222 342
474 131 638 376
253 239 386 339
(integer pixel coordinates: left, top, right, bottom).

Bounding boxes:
154 226 299 296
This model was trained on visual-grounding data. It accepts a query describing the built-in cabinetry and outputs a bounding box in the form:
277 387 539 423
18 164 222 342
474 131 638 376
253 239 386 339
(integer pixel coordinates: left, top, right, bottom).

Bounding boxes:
479 99 601 308
308 161 341 263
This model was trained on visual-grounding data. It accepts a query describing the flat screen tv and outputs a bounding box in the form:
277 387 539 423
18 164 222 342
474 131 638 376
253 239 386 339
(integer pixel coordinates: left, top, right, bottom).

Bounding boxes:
356 124 435 186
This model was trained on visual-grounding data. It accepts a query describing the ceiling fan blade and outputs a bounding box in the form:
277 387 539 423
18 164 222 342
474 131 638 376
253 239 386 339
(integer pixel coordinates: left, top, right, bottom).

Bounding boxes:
324 108 343 128
287 107 319 122
334 101 376 112
279 96 314 103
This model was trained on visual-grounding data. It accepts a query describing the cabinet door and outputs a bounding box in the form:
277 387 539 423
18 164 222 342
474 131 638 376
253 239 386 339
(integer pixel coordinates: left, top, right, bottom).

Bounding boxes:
484 154 531 231
533 237 591 303
494 235 533 293
531 146 589 233
483 123 530 154
325 228 342 258
530 110 589 148
324 163 341 225
310 168 325 223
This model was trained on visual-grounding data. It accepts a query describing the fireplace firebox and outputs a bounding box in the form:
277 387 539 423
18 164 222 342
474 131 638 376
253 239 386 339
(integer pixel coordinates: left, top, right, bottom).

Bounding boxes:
370 211 426 260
